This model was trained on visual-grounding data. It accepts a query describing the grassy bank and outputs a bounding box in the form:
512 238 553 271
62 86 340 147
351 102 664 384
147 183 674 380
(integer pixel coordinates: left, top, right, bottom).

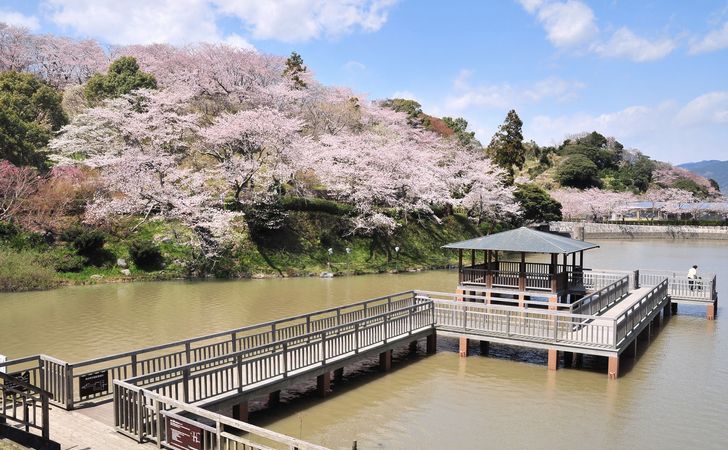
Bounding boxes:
0 209 483 292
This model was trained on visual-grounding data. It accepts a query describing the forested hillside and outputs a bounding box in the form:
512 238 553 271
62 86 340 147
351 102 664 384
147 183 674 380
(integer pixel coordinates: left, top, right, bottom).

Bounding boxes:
0 22 725 291
678 160 728 192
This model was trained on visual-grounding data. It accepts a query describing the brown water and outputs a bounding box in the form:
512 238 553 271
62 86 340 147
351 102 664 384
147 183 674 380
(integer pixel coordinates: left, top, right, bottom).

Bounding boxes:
1 239 726 449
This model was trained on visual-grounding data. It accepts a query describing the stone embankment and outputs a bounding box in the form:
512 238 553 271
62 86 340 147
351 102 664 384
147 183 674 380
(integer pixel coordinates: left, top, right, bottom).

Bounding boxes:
550 221 728 240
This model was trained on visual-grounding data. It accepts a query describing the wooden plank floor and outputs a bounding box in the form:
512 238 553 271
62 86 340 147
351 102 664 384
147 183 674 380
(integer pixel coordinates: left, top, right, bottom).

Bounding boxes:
600 287 651 318
46 404 139 450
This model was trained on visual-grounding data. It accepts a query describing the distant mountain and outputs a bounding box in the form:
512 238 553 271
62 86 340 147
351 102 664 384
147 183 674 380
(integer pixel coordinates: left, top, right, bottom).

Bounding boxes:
678 160 728 192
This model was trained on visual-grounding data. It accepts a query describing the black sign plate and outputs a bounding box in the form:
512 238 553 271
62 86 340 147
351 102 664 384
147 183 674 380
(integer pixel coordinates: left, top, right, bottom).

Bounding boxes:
4 371 30 393
79 370 109 397
167 417 203 450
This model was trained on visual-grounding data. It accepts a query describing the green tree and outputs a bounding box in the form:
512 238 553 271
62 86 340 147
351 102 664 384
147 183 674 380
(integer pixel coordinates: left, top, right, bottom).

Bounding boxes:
382 98 429 127
0 71 67 168
442 116 479 148
84 56 157 104
616 155 654 192
487 109 524 179
514 183 562 223
708 178 720 192
283 52 307 89
556 154 600 188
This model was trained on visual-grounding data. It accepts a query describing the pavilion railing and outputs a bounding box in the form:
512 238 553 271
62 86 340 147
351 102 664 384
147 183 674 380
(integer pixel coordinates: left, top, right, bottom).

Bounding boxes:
460 262 573 292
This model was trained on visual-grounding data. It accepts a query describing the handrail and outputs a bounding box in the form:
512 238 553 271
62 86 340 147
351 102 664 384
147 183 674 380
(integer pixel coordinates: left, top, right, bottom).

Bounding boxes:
414 290 574 311
114 379 330 449
124 301 433 386
0 372 51 439
570 276 630 315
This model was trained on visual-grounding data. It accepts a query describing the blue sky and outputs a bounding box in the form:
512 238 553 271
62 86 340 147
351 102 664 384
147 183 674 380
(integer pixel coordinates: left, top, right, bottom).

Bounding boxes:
2 0 728 164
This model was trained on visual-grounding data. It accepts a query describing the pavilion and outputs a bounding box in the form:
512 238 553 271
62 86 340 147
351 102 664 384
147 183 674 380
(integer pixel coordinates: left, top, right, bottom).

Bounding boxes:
442 227 600 304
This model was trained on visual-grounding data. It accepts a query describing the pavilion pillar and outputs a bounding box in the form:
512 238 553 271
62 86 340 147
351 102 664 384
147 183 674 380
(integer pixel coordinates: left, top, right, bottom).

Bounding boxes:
232 400 249 422
608 355 620 379
471 249 476 268
457 289 468 357
550 253 558 293
458 250 463 283
547 349 558 371
518 252 526 291
486 250 493 288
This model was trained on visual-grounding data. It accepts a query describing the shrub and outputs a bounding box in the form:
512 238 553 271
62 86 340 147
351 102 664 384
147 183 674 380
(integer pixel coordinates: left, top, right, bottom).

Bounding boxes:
0 250 58 292
60 225 113 266
556 155 600 189
129 239 164 271
37 247 86 272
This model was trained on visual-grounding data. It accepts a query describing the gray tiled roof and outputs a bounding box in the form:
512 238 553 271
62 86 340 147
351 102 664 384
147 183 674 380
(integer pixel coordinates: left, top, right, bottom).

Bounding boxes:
442 227 599 254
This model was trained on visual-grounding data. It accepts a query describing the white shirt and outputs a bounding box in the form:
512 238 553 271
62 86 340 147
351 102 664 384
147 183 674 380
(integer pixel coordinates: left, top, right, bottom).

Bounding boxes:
688 267 698 279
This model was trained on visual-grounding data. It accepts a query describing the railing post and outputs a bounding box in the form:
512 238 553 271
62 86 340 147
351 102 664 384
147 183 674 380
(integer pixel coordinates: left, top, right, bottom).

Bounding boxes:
321 333 327 365
633 270 640 289
271 323 277 342
131 353 138 378
182 368 190 403
155 399 161 448
41 392 49 440
231 332 237 353
65 363 74 410
185 342 191 365
236 354 243 392
354 322 359 354
408 306 413 335
137 390 144 442
282 342 288 378
383 315 389 343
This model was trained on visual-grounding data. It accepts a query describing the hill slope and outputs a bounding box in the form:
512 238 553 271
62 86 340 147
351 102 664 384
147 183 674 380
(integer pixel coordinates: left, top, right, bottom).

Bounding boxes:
678 160 728 192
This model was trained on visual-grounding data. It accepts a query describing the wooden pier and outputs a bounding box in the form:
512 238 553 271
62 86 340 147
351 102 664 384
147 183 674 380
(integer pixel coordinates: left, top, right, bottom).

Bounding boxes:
0 228 719 449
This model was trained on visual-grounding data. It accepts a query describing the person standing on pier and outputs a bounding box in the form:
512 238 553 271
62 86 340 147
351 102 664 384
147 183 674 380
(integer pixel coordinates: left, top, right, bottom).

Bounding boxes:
688 265 699 290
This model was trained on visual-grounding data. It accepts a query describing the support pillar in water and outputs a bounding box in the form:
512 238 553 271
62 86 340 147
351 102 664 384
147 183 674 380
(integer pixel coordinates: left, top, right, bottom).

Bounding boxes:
608 355 619 379
426 333 437 354
268 390 280 406
459 336 468 357
671 302 678 314
333 367 344 382
232 400 249 422
379 350 392 371
562 351 573 368
317 372 331 397
707 301 716 320
479 340 489 356
547 349 558 371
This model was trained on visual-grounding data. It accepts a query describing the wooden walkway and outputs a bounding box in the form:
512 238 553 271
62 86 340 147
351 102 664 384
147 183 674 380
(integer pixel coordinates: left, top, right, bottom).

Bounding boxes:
0 268 716 449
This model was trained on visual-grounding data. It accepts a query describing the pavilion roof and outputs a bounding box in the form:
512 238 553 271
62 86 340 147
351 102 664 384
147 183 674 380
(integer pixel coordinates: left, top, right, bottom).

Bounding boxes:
442 227 599 254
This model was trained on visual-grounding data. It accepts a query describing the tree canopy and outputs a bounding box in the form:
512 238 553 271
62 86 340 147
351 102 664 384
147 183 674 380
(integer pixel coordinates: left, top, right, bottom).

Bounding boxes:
487 109 524 179
0 71 67 168
556 154 600 189
84 56 157 103
514 183 562 223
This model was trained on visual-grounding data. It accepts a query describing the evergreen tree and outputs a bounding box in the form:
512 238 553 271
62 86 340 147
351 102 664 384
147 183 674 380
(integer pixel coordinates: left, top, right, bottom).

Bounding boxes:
487 109 524 179
84 56 157 104
0 71 67 168
283 52 307 89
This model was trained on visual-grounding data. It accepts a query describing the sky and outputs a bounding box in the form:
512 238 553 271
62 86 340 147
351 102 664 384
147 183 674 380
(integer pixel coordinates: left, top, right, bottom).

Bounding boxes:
2 0 728 164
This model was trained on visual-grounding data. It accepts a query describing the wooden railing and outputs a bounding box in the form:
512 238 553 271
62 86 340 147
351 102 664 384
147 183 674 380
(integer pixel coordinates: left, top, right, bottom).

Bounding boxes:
414 290 576 311
614 280 669 346
570 276 630 316
118 302 434 406
114 380 329 449
580 270 633 292
432 279 669 351
0 371 51 440
433 300 617 348
460 263 570 292
0 291 417 410
639 270 717 301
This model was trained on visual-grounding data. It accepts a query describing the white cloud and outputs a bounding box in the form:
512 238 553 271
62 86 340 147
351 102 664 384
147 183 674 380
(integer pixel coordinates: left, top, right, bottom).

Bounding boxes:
223 33 256 51
343 60 366 72
517 0 544 14
445 70 583 111
44 0 221 45
593 27 675 62
676 92 728 126
391 90 419 101
212 0 397 42
0 8 40 30
523 95 728 163
41 0 396 45
517 0 674 62
529 0 598 48
689 21 728 54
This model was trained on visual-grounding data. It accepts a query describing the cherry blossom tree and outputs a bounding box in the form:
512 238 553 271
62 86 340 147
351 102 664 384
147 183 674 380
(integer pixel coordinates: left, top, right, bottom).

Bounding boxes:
550 188 635 221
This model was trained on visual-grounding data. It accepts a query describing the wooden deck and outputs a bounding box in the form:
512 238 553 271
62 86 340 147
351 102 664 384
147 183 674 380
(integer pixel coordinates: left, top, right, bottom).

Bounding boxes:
0 267 717 449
